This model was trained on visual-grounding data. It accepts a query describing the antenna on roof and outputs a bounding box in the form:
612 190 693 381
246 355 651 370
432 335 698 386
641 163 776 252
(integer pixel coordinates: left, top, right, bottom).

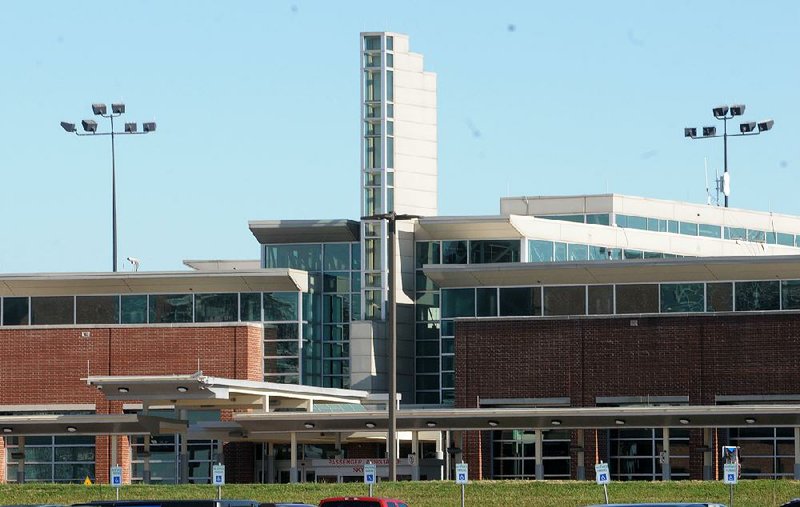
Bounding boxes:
704 158 711 206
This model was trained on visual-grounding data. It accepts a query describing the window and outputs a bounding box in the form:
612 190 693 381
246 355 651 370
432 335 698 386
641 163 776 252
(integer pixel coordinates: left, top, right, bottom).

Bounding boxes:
240 293 261 321
416 241 440 268
148 294 193 323
499 287 540 316
679 222 698 236
470 240 520 263
76 295 119 324
706 283 733 312
364 36 380 50
194 293 237 322
5 434 95 483
476 288 498 317
264 244 322 271
528 240 553 262
660 283 704 312
782 280 800 310
31 296 73 325
2 297 28 325
735 281 780 311
616 285 658 314
442 240 468 264
588 285 614 315
543 286 586 316
441 288 474 318
699 223 721 238
567 243 588 261
324 243 350 271
121 295 147 323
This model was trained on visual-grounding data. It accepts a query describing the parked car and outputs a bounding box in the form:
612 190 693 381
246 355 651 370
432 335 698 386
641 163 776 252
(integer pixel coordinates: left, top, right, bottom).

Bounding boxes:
318 498 409 507
261 504 316 507
780 501 800 507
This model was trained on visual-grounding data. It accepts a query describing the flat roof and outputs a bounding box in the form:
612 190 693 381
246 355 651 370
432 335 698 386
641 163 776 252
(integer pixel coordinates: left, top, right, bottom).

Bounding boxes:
248 219 360 244
0 269 308 296
424 255 800 287
0 414 185 436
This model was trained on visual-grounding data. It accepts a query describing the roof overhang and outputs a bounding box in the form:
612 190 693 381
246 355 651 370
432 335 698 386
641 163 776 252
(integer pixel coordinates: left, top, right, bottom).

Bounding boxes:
424 255 800 287
234 404 800 433
248 220 360 244
86 372 369 409
415 216 522 241
0 414 185 436
0 269 308 296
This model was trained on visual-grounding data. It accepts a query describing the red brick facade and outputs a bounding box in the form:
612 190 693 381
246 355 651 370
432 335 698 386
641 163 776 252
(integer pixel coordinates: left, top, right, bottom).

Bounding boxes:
455 312 800 479
0 323 263 483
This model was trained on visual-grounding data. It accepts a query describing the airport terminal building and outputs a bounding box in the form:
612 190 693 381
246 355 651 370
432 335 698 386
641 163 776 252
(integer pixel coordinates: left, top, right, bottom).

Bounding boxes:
3 32 800 484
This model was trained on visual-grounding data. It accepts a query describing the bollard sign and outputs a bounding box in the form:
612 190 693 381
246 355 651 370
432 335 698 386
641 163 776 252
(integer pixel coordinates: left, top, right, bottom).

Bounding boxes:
212 464 226 486
455 462 469 484
595 463 610 485
364 463 376 484
110 466 122 488
723 463 738 485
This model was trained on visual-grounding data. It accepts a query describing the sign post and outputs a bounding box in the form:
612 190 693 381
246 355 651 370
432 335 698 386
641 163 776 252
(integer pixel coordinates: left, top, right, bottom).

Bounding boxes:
110 465 122 501
455 462 468 507
364 462 376 496
723 463 738 506
595 462 611 505
212 464 225 500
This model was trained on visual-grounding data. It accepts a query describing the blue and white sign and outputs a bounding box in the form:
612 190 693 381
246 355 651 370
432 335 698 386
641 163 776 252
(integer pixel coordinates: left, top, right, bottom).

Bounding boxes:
212 464 226 486
595 463 610 485
723 463 738 485
110 466 122 488
364 463 376 485
455 462 469 485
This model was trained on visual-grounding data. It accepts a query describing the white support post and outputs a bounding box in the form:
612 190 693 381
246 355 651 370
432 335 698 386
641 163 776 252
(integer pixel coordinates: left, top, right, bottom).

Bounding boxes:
290 432 298 483
143 403 151 483
535 430 544 480
180 409 189 484
794 427 800 480
412 431 420 481
661 427 671 481
576 429 586 480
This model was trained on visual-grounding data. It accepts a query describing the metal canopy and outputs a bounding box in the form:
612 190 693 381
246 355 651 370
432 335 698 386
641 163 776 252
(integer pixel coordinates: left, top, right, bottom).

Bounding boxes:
248 219 360 245
424 255 800 287
85 372 369 409
234 404 800 434
0 414 185 436
0 269 308 296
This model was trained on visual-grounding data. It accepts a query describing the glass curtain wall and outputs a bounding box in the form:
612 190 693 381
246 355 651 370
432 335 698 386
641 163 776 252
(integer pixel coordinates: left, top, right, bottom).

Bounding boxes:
491 429 571 479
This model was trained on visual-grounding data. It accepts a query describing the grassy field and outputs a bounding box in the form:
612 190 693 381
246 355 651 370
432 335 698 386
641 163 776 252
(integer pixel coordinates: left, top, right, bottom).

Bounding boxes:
1 481 799 507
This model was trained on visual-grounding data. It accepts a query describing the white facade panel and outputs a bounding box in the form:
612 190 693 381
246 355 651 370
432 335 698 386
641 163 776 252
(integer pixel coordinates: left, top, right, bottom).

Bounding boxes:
394 171 437 192
393 104 437 124
396 138 437 158
394 121 437 141
395 154 437 175
395 87 437 108
392 52 423 72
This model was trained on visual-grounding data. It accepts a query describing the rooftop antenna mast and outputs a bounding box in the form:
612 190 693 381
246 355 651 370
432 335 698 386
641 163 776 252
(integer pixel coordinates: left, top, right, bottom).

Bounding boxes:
704 158 723 207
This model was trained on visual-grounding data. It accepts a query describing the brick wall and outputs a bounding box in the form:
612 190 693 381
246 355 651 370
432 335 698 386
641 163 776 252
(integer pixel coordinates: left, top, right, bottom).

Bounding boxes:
0 323 262 483
455 313 800 478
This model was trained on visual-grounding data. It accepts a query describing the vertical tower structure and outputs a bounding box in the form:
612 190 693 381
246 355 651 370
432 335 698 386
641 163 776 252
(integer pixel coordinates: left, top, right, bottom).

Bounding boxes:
360 32 437 321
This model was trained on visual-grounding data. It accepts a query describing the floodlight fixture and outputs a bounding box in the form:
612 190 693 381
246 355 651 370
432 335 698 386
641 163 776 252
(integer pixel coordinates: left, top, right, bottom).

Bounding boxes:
81 119 98 133
365 421 376 429
730 104 746 116
2 427 12 434
679 418 690 424
425 421 437 428
551 419 562 426
143 121 156 133
112 103 125 114
92 103 107 115
487 420 499 427
684 127 696 138
712 105 729 118
739 122 756 133
303 422 315 430
758 119 774 132
125 122 137 133
66 426 78 433
702 126 716 137
176 386 189 393
745 417 756 424
60 121 76 132
614 419 626 425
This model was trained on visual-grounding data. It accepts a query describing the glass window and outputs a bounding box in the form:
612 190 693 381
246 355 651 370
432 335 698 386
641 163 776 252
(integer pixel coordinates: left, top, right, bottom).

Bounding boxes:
706 283 733 312
121 295 147 324
416 241 440 268
441 288 475 318
470 240 520 263
386 36 393 50
323 243 350 271
660 283 704 312
679 222 698 236
567 243 588 261
725 227 747 240
747 229 766 243
2 297 28 325
586 214 610 226
554 242 567 262
264 340 299 357
528 240 553 262
264 244 322 271
476 288 498 317
626 215 647 230
386 54 393 68
264 323 299 341
541 214 584 223
364 238 381 270
386 70 393 101
323 272 350 293
699 223 722 238
544 286 586 316
777 232 795 247
442 240 468 264
240 293 261 321
364 138 382 171
264 292 298 321
415 292 439 322
416 322 440 340
615 214 628 227
364 70 381 101
387 138 394 170
415 272 437 291
667 220 679 234
782 280 800 310
589 245 610 261
195 293 237 323
767 232 777 244
323 295 349 323
623 249 643 259
351 243 361 270
265 358 299 374
735 281 780 311
647 217 661 231
149 294 193 323
616 285 658 314
31 296 74 325
364 53 381 68
76 295 119 324
416 340 439 357
499 287 540 316
588 285 614 315
364 36 380 50
365 103 381 119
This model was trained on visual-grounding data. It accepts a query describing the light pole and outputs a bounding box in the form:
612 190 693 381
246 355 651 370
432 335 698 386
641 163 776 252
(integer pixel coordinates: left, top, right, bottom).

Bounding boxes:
61 103 156 272
684 104 773 208
361 211 420 481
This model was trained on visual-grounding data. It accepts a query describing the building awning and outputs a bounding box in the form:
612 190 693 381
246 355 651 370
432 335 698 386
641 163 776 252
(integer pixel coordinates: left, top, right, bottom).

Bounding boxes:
0 414 185 436
424 255 800 287
248 220 360 245
0 269 308 296
415 216 523 241
234 404 800 433
86 372 369 410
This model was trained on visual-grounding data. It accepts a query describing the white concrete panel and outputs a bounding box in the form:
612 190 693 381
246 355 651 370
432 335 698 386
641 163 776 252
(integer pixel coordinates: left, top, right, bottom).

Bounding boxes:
393 52 423 72
395 154 437 175
395 171 438 192
396 138 437 158
393 104 437 124
395 87 437 108
391 34 410 53
394 121 437 141
422 72 437 91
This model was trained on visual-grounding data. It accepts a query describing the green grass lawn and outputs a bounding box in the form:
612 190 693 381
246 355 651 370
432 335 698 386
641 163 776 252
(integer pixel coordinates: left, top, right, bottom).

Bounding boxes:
0 481 798 507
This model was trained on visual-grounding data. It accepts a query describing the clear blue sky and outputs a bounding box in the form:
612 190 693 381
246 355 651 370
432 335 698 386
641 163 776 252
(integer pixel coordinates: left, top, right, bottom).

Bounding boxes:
1 1 797 273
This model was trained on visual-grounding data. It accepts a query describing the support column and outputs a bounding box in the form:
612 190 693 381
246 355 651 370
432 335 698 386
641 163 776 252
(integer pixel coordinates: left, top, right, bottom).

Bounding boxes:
16 436 25 484
179 410 189 484
534 430 544 480
794 427 800 480
290 432 298 484
411 431 420 481
267 442 275 484
703 428 713 480
436 431 444 480
661 427 671 481
111 434 118 468
444 430 451 480
143 404 151 483
576 430 586 480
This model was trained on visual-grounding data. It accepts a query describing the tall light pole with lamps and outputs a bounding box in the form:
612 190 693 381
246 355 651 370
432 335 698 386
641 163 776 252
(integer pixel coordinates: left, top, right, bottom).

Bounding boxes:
361 211 420 481
684 104 773 208
61 103 156 272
